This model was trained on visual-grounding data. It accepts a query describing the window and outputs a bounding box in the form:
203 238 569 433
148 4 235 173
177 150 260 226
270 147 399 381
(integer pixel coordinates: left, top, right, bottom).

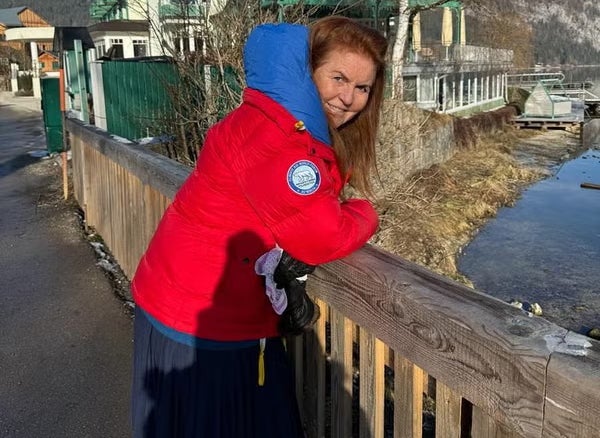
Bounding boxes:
52 61 59 69
39 62 45 69
133 39 147 57
193 32 204 54
403 76 417 102
173 31 191 54
96 41 106 58
109 38 124 59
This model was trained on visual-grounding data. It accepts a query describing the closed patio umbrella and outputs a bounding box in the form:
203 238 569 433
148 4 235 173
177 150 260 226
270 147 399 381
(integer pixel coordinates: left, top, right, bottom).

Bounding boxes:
441 7 453 47
460 8 466 45
412 12 422 52
441 7 453 60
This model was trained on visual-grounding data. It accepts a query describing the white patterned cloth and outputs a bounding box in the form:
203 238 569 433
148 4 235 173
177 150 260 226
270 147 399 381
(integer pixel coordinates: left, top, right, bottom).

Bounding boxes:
255 247 288 315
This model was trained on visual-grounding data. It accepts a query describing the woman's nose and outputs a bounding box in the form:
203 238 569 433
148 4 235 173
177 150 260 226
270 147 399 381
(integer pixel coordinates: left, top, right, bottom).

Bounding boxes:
338 84 354 107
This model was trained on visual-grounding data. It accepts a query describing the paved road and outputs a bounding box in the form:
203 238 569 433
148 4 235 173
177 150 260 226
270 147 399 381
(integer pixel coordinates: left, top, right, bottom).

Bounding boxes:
0 102 133 437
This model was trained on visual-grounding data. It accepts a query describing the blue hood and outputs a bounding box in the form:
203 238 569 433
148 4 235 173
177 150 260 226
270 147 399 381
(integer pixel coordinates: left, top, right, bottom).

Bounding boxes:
243 23 331 146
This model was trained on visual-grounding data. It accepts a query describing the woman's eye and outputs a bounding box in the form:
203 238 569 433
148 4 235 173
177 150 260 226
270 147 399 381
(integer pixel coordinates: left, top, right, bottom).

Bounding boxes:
358 86 370 94
333 76 343 82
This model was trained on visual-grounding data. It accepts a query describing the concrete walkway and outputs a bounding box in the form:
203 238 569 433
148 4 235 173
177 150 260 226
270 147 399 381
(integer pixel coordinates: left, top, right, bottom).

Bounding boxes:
0 91 42 114
0 96 133 436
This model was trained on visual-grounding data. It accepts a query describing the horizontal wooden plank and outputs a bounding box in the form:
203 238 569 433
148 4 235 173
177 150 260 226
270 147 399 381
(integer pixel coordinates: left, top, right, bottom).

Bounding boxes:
308 245 569 437
67 119 190 199
69 117 600 438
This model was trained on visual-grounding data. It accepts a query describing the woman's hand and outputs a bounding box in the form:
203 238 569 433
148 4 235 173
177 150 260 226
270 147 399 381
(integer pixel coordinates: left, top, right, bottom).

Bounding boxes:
273 252 319 336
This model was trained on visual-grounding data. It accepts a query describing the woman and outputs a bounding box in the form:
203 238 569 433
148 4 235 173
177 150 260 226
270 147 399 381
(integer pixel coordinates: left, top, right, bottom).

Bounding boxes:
131 16 388 438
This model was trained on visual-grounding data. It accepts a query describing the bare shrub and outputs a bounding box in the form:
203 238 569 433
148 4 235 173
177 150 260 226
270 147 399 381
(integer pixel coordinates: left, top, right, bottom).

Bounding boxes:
368 100 542 281
151 1 310 164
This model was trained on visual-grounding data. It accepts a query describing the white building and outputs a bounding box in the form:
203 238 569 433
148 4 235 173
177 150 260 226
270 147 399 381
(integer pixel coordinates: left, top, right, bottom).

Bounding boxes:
88 20 150 60
88 0 217 59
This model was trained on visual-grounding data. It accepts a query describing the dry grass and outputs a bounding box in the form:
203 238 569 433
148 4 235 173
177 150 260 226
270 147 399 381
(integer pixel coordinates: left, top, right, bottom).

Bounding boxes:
372 126 546 284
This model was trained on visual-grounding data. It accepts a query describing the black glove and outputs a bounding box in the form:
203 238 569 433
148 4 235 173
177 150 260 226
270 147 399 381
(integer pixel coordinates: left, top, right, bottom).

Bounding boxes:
273 251 316 288
273 252 319 336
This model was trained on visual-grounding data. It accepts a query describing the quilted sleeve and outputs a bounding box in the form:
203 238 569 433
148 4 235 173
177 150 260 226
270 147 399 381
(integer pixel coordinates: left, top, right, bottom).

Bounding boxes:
236 147 379 266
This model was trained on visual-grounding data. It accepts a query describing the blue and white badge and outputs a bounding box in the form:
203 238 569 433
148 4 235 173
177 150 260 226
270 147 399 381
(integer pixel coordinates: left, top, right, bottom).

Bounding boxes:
287 160 321 195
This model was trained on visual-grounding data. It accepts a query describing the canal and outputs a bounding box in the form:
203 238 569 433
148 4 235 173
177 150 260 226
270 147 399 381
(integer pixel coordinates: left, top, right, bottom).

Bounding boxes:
458 123 600 334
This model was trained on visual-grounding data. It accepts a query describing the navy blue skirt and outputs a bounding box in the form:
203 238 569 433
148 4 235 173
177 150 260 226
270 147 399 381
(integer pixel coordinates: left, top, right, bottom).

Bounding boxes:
131 307 304 438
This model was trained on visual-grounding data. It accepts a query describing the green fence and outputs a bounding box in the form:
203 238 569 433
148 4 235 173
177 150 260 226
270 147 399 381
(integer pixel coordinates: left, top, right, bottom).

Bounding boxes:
101 59 243 142
102 60 179 141
41 77 64 154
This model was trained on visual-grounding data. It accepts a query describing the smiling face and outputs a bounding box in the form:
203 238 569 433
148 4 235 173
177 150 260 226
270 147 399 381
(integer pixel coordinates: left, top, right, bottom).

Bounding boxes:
312 50 377 129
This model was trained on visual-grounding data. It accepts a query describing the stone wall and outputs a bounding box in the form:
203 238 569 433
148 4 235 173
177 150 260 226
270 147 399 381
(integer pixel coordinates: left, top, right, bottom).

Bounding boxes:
374 100 517 199
375 100 455 198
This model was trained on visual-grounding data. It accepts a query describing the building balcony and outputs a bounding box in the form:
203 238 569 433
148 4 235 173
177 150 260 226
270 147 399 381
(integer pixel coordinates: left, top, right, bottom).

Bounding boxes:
5 26 55 43
408 0 461 8
90 0 123 20
408 42 513 68
159 3 205 18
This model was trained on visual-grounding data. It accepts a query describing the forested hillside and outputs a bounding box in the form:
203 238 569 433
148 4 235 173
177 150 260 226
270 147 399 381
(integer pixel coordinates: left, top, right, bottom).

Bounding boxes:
477 0 600 65
0 0 92 26
0 0 598 64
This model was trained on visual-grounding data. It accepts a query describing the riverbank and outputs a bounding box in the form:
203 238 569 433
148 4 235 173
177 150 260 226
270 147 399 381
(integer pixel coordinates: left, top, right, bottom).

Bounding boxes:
372 125 586 284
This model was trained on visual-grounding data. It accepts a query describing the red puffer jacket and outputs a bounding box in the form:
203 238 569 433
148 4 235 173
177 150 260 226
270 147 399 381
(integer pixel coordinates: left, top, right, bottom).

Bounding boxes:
132 88 378 341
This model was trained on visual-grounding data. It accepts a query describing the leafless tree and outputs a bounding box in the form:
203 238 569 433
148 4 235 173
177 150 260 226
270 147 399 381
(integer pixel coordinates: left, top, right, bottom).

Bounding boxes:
131 0 312 164
390 0 488 98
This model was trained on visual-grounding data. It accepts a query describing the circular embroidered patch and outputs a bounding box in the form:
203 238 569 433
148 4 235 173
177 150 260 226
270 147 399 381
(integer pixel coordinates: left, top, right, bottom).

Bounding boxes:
287 160 321 195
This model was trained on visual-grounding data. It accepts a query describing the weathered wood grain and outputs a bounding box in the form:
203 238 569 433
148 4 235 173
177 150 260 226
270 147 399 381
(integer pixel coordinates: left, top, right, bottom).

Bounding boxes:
303 302 326 438
471 405 519 438
359 331 385 438
67 119 190 199
309 245 560 437
543 335 600 438
69 119 600 438
330 308 353 438
304 300 327 438
69 120 178 278
394 353 423 438
436 382 461 438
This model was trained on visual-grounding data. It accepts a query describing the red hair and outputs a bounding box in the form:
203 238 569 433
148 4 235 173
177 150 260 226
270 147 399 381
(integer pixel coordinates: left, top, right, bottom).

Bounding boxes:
310 16 388 196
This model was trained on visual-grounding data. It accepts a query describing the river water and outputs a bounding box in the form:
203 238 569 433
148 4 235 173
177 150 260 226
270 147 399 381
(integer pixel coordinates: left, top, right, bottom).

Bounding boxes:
458 122 600 334
562 65 600 98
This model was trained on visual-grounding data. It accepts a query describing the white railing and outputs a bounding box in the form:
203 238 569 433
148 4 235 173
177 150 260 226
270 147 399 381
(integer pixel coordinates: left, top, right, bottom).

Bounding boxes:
409 42 513 66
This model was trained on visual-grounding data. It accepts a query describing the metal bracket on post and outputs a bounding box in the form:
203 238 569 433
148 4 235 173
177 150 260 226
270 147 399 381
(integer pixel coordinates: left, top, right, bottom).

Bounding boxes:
74 39 89 124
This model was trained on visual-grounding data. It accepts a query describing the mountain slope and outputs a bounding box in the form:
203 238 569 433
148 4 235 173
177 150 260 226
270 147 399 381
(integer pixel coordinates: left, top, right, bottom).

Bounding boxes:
488 0 600 64
1 0 599 64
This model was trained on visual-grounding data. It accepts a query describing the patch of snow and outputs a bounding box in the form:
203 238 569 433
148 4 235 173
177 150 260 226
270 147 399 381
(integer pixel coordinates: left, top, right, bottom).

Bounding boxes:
136 134 175 145
110 134 133 144
28 150 48 158
96 259 118 274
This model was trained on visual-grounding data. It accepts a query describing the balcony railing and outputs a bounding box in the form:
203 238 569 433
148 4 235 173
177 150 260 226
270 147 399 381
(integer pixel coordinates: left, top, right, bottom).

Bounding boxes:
409 0 461 8
409 42 513 67
159 3 205 18
90 0 123 20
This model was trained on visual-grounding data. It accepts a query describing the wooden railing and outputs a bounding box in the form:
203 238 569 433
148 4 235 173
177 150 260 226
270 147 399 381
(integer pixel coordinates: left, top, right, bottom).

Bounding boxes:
67 118 600 438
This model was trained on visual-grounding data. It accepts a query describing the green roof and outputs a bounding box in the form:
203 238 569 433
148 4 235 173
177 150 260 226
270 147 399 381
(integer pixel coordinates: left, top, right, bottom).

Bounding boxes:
409 0 461 8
